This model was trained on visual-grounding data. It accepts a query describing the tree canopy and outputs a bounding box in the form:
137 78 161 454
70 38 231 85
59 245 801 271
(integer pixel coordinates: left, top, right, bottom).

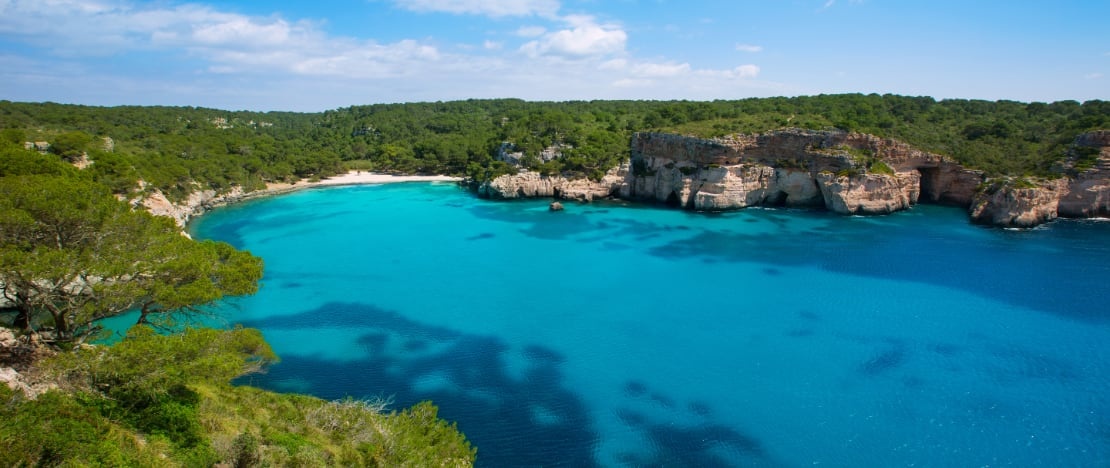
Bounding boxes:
1 325 475 466
1 95 1105 200
0 145 262 342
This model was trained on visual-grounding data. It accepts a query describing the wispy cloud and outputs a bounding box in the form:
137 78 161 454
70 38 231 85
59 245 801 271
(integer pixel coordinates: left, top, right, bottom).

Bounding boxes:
519 15 627 59
735 43 763 53
0 0 779 110
391 0 560 18
819 0 864 11
1084 73 1104 80
515 26 547 37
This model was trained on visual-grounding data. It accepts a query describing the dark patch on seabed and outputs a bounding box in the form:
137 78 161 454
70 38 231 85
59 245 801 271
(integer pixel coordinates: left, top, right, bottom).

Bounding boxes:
614 380 780 467
237 302 600 467
636 207 1110 323
859 347 907 376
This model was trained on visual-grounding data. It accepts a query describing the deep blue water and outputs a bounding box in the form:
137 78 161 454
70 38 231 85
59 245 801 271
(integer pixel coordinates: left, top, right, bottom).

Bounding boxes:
187 182 1110 467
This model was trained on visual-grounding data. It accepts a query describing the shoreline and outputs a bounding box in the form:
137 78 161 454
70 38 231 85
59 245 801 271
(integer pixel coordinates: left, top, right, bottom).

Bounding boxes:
224 171 464 208
263 172 462 193
157 171 463 229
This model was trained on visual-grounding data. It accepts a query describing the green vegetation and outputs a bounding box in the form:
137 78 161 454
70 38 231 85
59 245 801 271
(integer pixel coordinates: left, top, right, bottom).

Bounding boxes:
1 326 475 466
0 147 262 342
869 160 895 176
0 94 1104 464
0 141 474 466
1 96 1105 199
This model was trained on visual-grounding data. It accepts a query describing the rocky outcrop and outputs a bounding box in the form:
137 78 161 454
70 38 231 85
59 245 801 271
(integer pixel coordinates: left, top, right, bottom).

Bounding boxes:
1058 130 1110 218
136 185 271 228
970 179 1070 227
474 128 1110 228
0 329 56 399
478 165 628 202
816 171 921 215
624 130 984 215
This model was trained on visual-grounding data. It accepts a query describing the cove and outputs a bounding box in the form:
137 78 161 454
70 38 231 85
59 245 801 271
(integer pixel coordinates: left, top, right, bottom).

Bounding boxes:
189 182 1110 467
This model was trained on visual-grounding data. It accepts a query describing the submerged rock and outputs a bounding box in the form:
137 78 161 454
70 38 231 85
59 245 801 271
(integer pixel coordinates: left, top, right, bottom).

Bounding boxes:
549 201 564 211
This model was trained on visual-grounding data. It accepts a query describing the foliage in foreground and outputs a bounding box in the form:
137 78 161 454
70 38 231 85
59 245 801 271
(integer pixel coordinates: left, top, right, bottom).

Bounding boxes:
0 325 476 467
0 146 264 342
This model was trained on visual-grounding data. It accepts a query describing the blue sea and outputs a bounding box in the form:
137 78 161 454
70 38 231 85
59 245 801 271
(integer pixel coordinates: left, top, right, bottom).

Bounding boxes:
187 182 1110 467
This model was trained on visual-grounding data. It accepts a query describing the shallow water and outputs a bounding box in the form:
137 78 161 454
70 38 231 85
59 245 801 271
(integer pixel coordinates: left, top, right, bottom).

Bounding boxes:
187 182 1110 466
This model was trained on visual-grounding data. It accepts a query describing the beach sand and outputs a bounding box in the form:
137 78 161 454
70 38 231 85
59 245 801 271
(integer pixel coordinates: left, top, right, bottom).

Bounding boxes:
265 172 461 192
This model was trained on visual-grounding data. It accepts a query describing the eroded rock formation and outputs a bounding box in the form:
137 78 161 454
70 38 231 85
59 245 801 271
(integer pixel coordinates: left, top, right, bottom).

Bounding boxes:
477 128 1110 228
1057 130 1110 218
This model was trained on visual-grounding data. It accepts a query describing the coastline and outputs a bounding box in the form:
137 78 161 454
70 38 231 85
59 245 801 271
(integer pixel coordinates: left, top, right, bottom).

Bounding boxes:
149 171 463 228
264 172 462 193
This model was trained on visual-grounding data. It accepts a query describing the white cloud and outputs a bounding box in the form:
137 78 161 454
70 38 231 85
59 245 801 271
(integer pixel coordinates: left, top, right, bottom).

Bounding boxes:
697 64 761 80
392 0 560 18
0 0 784 110
599 58 628 70
613 78 653 88
519 15 626 59
515 26 547 37
1084 73 1104 80
735 43 763 53
632 62 690 78
191 17 294 46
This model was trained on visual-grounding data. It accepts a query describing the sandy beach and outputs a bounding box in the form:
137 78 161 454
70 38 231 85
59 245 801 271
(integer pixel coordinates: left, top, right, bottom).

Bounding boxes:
148 171 464 229
264 171 462 192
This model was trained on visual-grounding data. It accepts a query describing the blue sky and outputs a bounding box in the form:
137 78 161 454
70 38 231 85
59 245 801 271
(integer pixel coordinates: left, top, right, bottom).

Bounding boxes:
0 0 1106 111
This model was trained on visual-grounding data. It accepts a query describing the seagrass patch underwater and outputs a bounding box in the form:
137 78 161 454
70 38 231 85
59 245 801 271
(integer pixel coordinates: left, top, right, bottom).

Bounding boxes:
190 182 1110 467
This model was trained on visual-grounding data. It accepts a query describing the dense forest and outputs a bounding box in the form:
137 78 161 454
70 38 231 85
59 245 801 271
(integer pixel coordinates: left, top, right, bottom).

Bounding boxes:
1 94 1106 464
0 140 475 465
2 95 1107 201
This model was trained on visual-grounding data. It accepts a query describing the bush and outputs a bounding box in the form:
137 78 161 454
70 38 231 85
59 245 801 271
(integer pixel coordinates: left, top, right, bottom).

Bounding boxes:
869 160 895 175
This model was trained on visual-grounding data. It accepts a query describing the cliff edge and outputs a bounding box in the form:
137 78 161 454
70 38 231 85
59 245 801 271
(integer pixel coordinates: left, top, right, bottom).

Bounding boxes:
477 129 1110 227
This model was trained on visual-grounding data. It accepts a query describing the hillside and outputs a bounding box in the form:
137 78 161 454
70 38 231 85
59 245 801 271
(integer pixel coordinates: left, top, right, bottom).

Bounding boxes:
2 95 1106 202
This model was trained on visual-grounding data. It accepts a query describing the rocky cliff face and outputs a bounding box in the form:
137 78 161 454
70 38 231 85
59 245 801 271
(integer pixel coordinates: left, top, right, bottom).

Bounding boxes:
478 165 628 202
481 128 1110 228
623 130 982 216
137 186 249 228
1057 130 1110 218
969 179 1069 227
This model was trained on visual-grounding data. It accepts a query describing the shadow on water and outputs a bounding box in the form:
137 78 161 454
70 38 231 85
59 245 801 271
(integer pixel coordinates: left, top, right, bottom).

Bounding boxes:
237 302 600 467
614 380 780 467
468 199 1110 322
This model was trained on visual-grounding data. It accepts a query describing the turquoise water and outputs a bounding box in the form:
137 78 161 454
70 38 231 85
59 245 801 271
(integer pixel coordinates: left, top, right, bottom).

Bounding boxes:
189 182 1110 467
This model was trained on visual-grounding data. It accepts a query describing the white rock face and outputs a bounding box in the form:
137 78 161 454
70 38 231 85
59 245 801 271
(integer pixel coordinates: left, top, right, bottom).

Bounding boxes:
138 186 247 227
475 129 1108 227
816 171 921 215
970 179 1068 227
479 166 626 201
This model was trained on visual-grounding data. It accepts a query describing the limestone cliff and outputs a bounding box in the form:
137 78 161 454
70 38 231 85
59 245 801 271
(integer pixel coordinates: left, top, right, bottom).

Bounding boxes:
969 179 1069 227
621 129 988 217
478 165 628 202
1058 130 1110 218
136 186 252 228
473 128 1110 228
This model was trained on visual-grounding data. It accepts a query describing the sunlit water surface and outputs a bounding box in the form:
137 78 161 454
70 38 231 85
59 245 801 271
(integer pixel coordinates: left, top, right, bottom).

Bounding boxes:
177 182 1109 466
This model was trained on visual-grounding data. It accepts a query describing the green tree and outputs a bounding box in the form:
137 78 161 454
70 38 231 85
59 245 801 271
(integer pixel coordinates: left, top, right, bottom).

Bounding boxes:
50 131 94 162
0 175 262 342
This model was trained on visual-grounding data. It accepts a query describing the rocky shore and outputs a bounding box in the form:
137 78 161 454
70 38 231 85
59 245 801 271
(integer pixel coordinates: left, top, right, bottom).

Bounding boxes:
137 172 461 228
476 129 1110 228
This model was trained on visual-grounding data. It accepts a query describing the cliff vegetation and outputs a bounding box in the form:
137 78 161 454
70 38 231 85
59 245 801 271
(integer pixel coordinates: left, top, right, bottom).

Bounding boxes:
2 95 1106 201
0 143 475 466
